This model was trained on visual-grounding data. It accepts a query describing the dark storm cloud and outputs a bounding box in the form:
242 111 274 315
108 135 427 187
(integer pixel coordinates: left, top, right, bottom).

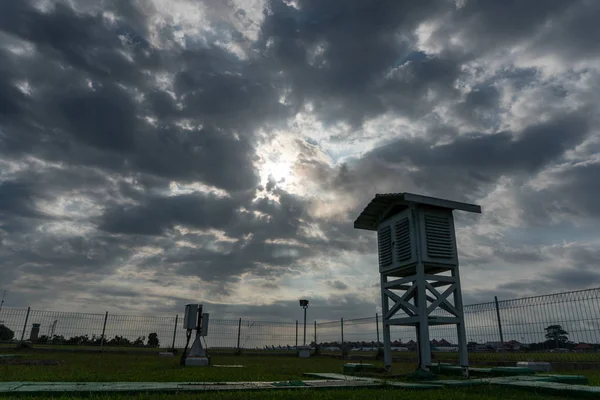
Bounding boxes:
0 1 152 86
371 112 590 178
0 180 44 219
522 163 600 220
149 295 377 322
0 170 97 236
137 238 308 288
261 283 279 291
545 269 600 290
11 234 130 275
529 1 600 60
96 182 373 284
0 0 294 309
98 185 310 238
173 48 291 130
59 85 137 152
257 0 457 126
98 188 323 283
376 53 464 118
0 62 27 119
299 111 591 216
428 0 575 56
87 285 145 299
490 245 545 265
99 192 246 236
131 125 260 192
464 245 600 304
491 269 600 300
326 280 348 291
0 0 283 192
0 230 136 308
455 85 501 129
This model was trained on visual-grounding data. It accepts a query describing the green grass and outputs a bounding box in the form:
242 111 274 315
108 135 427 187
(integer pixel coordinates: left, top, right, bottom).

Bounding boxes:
0 343 308 355
0 388 580 400
5 342 600 363
0 352 399 382
331 350 600 363
0 350 594 399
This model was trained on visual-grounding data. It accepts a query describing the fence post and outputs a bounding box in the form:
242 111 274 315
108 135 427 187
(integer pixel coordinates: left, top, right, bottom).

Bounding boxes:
376 313 380 346
494 296 506 361
237 318 242 351
100 311 108 352
341 318 344 359
171 314 178 352
20 306 31 344
295 320 298 348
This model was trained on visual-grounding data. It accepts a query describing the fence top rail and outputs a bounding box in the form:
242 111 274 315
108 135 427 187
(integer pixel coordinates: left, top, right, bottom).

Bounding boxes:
464 302 496 311
342 317 377 323
316 320 344 326
497 289 600 308
237 320 298 326
0 308 107 317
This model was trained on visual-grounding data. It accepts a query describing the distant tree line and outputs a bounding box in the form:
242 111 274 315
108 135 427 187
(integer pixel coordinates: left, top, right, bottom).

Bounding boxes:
0 325 160 347
1 322 595 352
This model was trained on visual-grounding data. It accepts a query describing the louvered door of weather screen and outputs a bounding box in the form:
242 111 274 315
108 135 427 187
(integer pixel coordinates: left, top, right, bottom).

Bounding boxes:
419 211 458 267
377 210 417 275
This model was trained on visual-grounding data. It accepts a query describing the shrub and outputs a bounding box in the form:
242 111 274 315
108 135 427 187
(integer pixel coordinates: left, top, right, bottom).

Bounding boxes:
0 325 15 341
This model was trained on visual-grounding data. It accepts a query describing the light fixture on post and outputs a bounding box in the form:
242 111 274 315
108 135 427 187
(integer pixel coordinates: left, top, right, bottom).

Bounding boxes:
298 299 310 358
299 299 309 346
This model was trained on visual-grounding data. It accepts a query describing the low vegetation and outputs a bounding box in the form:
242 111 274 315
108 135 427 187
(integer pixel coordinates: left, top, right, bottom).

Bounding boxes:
1 349 598 399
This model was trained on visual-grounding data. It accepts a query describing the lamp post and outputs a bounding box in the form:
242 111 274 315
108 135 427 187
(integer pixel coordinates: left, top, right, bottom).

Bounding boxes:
299 299 309 346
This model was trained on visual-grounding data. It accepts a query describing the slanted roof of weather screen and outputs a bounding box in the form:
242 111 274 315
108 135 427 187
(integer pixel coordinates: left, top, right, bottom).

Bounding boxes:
353 192 482 231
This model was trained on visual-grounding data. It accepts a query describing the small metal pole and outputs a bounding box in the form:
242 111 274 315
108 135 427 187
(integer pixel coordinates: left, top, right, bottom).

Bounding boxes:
494 296 506 361
237 318 242 350
0 290 6 314
376 313 380 346
314 320 317 346
171 315 178 352
100 311 108 352
295 320 298 348
303 308 307 346
20 307 31 343
341 318 344 358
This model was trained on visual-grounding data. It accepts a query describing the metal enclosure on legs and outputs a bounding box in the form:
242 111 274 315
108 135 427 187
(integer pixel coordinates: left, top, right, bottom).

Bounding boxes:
354 193 481 374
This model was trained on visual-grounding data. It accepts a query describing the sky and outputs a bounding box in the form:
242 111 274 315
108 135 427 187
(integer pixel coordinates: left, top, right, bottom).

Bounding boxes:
0 0 599 324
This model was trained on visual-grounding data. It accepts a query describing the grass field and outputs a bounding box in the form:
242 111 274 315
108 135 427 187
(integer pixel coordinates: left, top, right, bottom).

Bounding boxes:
325 350 600 363
0 349 597 399
0 388 584 400
5 342 600 363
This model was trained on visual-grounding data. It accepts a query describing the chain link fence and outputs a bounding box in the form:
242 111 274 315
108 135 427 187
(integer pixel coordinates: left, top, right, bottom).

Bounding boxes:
2 287 600 362
0 308 303 351
316 288 600 362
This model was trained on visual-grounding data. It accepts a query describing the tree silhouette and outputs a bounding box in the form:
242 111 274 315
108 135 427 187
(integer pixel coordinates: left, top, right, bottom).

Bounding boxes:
0 325 14 341
133 336 146 346
108 335 131 346
545 325 568 347
148 332 159 348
